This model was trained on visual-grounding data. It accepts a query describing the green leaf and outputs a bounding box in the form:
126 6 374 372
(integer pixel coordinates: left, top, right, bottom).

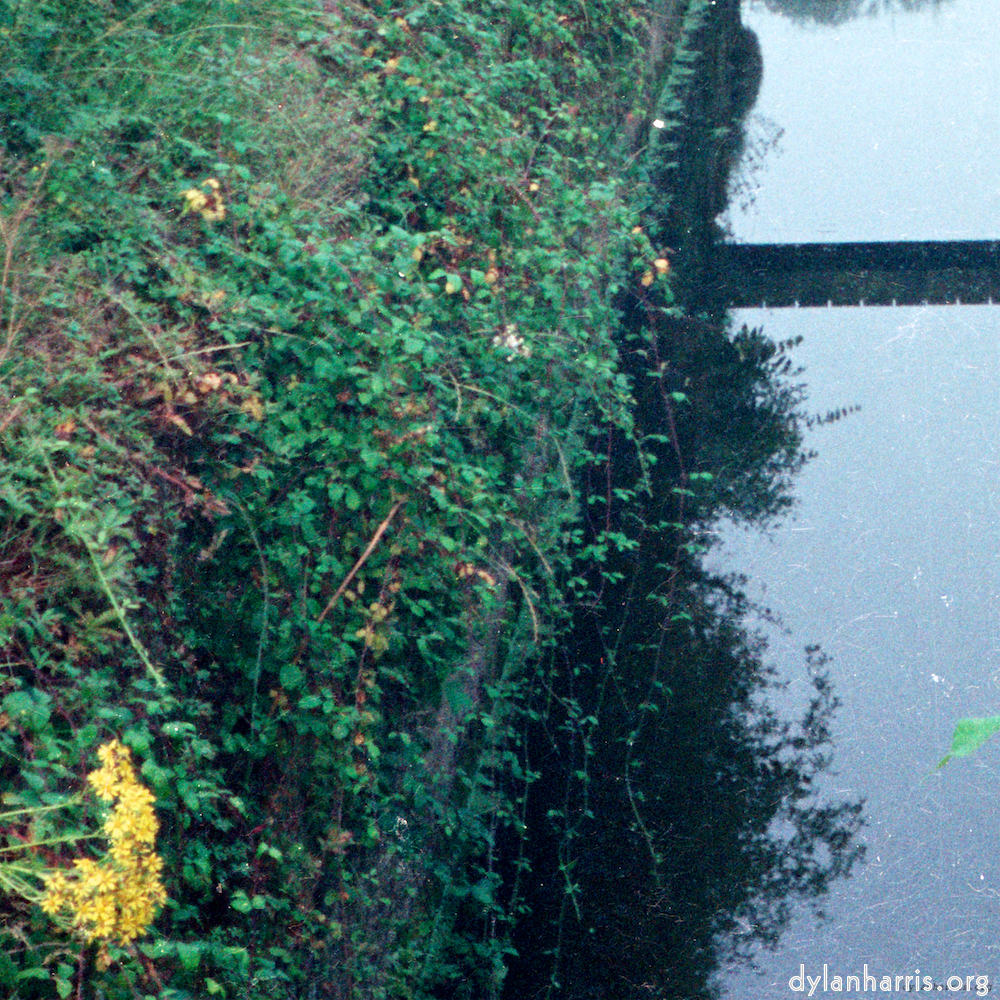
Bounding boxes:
139 940 173 959
279 663 303 690
15 968 50 981
176 941 203 972
938 715 1000 767
55 965 74 998
162 721 197 738
122 726 152 752
443 675 474 718
230 889 252 913
2 689 50 731
470 878 494 907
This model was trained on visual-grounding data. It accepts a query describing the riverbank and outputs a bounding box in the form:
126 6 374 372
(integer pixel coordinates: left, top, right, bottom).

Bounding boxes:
0 2 685 997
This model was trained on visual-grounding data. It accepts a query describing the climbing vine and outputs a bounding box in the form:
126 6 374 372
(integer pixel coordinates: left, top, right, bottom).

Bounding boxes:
0 0 675 996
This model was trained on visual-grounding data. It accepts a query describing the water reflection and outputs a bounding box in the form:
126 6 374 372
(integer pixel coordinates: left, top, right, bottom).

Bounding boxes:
503 5 869 995
754 0 951 26
715 300 1000 996
714 0 1000 994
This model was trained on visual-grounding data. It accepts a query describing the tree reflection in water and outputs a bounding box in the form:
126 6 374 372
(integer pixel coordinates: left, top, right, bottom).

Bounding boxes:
754 0 951 27
503 307 866 999
503 2 866 997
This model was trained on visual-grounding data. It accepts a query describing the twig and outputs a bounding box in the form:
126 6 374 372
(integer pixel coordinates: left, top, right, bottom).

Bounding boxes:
0 402 24 435
167 341 252 361
495 557 540 642
42 456 165 688
317 499 406 625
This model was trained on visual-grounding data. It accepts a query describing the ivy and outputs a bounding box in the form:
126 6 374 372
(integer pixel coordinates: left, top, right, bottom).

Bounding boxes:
0 0 679 996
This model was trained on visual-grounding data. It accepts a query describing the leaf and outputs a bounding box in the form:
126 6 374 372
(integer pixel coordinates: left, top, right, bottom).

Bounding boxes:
279 663 303 690
162 721 197 738
230 889 252 913
443 675 474 718
470 878 494 907
166 410 193 435
15 969 50 981
938 715 1000 767
176 941 203 972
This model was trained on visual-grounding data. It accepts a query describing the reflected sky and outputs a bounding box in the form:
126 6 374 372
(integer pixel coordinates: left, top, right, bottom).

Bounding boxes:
716 0 1000 993
734 0 1000 242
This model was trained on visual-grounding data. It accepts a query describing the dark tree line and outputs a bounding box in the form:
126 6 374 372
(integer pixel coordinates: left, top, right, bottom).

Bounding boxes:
501 2 865 996
754 0 952 26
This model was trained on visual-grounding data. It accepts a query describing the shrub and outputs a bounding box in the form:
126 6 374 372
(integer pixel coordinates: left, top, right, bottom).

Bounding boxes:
0 0 677 996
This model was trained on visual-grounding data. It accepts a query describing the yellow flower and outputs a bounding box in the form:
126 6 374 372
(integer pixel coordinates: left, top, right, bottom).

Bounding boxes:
96 740 123 766
37 741 167 946
102 808 133 844
181 179 226 222
117 782 155 811
88 765 121 801
80 862 118 896
40 872 70 915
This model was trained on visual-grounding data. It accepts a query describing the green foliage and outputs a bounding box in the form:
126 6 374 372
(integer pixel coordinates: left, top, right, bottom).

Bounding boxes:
938 715 1000 768
0 0 679 996
0 0 854 996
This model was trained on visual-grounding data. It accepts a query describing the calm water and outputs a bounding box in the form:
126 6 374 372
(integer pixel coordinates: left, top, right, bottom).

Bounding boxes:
716 0 1000 995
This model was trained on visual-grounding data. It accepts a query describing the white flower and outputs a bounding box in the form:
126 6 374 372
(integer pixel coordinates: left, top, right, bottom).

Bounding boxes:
492 324 531 361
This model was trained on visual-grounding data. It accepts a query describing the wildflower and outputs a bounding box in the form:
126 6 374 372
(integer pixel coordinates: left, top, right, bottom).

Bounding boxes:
39 871 70 915
492 324 531 361
181 178 225 222
87 762 121 800
39 741 166 946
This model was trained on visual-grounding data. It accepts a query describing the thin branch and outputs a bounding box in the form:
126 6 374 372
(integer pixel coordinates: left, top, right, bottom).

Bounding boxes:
317 498 407 625
495 557 540 642
42 457 165 688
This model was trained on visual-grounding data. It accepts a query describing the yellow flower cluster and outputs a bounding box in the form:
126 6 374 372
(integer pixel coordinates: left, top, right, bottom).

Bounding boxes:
39 741 167 945
639 256 671 287
181 177 225 221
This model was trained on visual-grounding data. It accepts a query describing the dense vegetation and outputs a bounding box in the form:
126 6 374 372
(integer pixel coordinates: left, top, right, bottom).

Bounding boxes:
0 1 862 997
752 0 951 25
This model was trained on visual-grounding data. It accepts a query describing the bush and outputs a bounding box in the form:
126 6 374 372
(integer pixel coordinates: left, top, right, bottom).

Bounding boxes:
0 0 678 996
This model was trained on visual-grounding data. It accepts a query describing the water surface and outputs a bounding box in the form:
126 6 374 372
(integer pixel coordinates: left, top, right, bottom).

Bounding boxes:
716 0 1000 993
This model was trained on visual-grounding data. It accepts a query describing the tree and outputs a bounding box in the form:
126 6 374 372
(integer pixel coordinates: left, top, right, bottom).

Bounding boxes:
751 0 952 26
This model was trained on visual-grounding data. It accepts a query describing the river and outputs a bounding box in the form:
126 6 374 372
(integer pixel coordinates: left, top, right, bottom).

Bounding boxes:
715 0 1000 995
